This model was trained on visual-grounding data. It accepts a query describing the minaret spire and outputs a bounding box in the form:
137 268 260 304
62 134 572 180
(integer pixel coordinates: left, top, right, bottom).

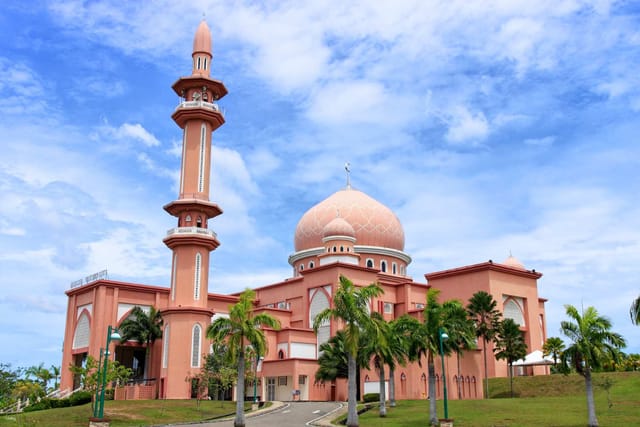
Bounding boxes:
345 162 351 189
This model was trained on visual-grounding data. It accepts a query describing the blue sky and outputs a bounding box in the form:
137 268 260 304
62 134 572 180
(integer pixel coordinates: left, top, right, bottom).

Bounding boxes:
0 1 639 371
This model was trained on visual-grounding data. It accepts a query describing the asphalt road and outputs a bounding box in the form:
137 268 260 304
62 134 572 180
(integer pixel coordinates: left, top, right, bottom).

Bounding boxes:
173 401 344 427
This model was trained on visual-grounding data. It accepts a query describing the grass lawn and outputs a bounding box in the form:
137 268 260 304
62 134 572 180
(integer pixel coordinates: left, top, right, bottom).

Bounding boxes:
354 372 640 426
0 399 241 427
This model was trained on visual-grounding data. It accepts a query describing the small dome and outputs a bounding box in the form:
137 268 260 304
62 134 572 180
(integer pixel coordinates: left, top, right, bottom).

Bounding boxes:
193 20 212 54
323 216 356 239
503 254 525 270
294 188 405 252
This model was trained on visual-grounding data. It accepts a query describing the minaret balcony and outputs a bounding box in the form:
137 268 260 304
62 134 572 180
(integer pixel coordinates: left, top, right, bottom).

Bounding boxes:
175 100 225 116
164 226 220 251
166 226 217 238
172 100 225 130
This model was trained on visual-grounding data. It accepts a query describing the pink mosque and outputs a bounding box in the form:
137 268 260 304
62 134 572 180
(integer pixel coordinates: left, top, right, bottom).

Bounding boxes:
59 21 549 402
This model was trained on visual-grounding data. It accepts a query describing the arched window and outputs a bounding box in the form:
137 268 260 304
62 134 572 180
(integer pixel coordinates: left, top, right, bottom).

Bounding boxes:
162 325 170 368
503 298 525 326
299 264 304 271
309 261 315 269
171 254 177 301
392 262 397 274
198 123 207 192
191 324 202 367
72 312 90 349
278 350 285 359
340 246 344 252
333 246 337 253
381 260 387 273
194 253 202 300
366 259 374 268
203 57 208 70
197 57 201 69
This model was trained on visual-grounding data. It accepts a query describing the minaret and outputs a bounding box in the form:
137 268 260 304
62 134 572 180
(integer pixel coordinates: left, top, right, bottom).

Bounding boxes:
160 20 227 399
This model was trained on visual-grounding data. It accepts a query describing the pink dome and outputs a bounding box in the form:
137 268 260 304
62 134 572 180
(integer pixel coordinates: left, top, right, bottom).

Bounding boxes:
323 216 356 239
294 188 405 252
193 20 212 54
503 254 525 270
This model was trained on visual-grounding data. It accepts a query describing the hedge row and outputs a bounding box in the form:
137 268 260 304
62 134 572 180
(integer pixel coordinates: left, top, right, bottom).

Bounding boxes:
23 391 93 413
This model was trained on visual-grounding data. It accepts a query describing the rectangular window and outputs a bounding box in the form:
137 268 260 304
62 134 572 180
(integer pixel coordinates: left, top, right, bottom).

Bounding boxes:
383 302 393 314
298 375 307 385
278 376 287 386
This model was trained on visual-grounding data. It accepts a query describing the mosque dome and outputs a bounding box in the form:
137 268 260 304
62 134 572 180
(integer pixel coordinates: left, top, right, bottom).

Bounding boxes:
323 216 356 239
193 20 212 54
503 254 525 270
294 188 405 252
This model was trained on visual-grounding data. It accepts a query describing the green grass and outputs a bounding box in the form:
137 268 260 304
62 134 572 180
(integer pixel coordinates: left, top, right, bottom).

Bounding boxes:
0 399 241 427
354 372 640 426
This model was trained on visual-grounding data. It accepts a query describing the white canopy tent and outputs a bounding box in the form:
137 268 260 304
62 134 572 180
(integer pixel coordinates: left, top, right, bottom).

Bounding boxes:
512 350 555 366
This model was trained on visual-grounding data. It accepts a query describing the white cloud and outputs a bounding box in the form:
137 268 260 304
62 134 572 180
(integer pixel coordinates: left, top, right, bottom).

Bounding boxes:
117 123 160 147
524 136 555 146
444 106 490 144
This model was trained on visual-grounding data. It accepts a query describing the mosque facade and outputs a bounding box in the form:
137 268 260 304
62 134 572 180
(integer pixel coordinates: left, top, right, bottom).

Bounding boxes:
59 22 549 402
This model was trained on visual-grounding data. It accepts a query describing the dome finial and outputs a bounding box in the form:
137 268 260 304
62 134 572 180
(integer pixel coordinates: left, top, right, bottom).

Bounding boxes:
344 162 351 189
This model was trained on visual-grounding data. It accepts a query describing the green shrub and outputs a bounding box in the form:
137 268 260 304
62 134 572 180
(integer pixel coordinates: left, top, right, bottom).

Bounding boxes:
363 393 379 403
69 390 92 406
50 397 71 408
23 399 51 412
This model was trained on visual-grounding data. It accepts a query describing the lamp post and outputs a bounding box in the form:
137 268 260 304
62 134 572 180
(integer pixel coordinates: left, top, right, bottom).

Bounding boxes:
94 325 121 420
438 327 449 421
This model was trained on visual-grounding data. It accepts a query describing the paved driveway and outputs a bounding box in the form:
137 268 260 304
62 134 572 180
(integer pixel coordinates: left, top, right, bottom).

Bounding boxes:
170 401 344 427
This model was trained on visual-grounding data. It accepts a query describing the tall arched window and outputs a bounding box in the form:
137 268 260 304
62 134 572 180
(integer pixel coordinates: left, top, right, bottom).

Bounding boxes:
72 312 90 349
191 324 202 368
162 325 170 368
171 254 177 301
194 253 202 300
381 260 387 273
366 259 374 268
198 123 207 192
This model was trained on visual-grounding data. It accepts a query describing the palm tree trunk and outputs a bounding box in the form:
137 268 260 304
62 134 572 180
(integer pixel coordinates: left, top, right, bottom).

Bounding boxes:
235 351 246 427
428 353 438 426
346 353 359 427
456 352 462 400
584 368 598 427
482 337 490 399
389 365 396 407
509 362 513 398
378 361 386 417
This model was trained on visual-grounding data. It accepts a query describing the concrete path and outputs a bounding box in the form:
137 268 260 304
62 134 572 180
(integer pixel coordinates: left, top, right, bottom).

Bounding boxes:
165 401 345 427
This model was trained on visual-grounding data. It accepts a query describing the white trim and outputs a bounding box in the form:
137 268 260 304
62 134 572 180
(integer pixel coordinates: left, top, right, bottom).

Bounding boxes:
171 254 177 301
322 235 356 244
180 128 187 194
288 247 324 265
289 245 412 266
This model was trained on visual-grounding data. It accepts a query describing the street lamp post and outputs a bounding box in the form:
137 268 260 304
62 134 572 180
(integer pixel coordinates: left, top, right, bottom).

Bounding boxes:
93 325 121 420
438 327 449 421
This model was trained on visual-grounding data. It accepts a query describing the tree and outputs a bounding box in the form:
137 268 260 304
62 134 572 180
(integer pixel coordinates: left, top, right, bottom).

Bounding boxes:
361 312 391 417
403 289 475 425
631 295 640 325
542 337 565 366
0 363 20 407
118 306 163 378
467 290 502 399
206 288 281 427
313 275 384 427
25 363 52 392
560 304 626 427
494 318 527 397
315 330 350 382
386 318 411 408
50 365 61 391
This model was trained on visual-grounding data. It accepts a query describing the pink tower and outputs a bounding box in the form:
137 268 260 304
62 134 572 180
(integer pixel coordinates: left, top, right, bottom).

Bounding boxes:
160 20 227 399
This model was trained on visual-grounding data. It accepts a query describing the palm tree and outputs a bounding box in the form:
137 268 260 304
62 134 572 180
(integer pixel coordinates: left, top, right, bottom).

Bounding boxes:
361 312 391 417
118 306 163 379
467 290 501 399
560 304 626 427
207 289 280 427
315 330 350 382
387 318 411 408
493 318 527 398
403 289 475 425
542 337 565 369
631 295 640 325
313 275 384 427
50 365 61 391
445 302 477 399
